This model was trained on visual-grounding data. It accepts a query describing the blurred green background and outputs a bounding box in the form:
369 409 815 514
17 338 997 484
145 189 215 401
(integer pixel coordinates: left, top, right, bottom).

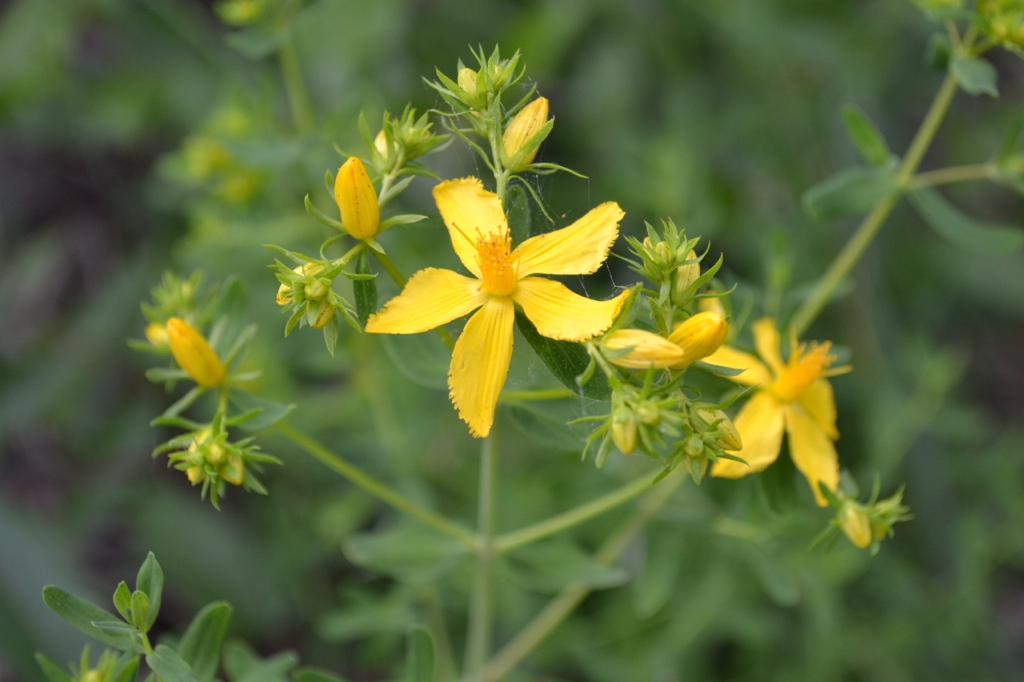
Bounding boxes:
2 0 1024 680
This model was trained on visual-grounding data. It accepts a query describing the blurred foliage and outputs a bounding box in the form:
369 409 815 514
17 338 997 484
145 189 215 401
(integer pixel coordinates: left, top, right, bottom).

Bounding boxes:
2 0 1023 681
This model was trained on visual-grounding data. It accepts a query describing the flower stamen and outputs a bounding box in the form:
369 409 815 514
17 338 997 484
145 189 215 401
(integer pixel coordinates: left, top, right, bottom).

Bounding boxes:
770 341 835 403
476 229 518 297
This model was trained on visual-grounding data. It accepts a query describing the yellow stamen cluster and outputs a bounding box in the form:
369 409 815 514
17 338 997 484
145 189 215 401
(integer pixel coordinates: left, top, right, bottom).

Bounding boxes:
770 341 835 403
476 231 518 297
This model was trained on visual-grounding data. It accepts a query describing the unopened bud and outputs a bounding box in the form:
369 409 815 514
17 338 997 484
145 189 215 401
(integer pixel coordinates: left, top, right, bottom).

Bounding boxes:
82 670 102 682
667 312 728 368
840 505 872 549
683 435 704 458
458 67 479 100
276 263 323 305
223 454 245 486
604 329 686 370
166 318 226 388
145 322 168 348
311 300 336 329
503 97 550 172
697 408 742 451
334 157 380 240
611 411 638 454
672 249 700 302
374 130 390 160
636 402 660 425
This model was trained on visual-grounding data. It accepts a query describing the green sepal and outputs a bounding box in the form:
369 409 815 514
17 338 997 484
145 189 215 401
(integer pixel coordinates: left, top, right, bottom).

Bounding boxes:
177 602 233 682
515 311 611 401
909 188 1023 253
304 194 345 231
353 250 377 327
379 214 426 231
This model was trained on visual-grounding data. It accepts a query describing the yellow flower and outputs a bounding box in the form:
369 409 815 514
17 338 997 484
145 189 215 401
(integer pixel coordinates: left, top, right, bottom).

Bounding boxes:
366 177 629 437
604 312 728 370
705 318 849 505
166 317 226 388
335 157 380 240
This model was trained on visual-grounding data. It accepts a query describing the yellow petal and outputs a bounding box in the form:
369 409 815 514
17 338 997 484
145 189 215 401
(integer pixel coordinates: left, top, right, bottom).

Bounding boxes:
514 277 629 342
701 346 772 386
449 298 515 438
783 405 840 506
798 379 838 440
752 317 785 376
710 391 784 478
433 178 508 278
365 268 485 334
166 318 226 388
515 202 624 277
603 329 686 369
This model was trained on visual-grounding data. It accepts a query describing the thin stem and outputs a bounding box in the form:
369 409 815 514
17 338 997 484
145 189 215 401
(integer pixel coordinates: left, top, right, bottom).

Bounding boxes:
476 469 686 681
464 434 497 678
498 388 576 402
372 250 457 351
791 71 960 336
908 163 995 190
278 33 313 135
334 241 367 268
276 422 478 549
493 472 658 553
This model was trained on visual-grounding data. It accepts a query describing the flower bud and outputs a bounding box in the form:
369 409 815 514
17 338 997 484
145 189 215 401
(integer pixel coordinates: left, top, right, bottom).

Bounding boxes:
672 250 700 303
611 411 638 454
604 329 687 369
145 322 169 348
374 130 390 161
683 435 704 458
636 401 660 425
458 67 479 100
667 312 728 368
697 408 742 451
503 97 550 172
311 300 336 329
334 157 380 240
276 263 323 305
166 318 226 388
223 454 245 486
840 505 872 549
698 294 727 319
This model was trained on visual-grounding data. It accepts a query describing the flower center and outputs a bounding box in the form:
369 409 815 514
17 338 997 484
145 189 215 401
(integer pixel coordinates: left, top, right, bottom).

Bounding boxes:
769 341 835 403
476 230 518 297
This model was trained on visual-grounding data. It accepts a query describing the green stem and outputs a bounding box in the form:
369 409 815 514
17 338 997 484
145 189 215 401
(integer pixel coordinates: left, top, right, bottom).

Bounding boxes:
276 422 478 549
464 434 497 678
372 250 457 351
278 33 313 135
476 469 686 681
908 163 995 190
493 472 658 553
790 70 959 336
498 388 576 403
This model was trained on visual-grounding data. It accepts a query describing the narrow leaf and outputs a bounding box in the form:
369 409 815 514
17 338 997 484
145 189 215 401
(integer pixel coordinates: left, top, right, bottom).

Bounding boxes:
146 645 198 682
803 165 898 220
909 188 1024 253
228 391 295 432
177 602 233 682
841 104 890 167
406 626 436 682
42 586 137 651
353 251 377 327
135 552 163 631
35 653 74 682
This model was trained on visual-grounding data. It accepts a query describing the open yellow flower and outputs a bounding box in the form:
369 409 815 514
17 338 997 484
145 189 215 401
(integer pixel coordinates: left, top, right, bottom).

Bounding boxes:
366 177 629 438
705 318 849 505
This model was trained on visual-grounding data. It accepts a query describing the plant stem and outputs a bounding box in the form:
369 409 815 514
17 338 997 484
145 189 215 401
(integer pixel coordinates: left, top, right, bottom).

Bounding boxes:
791 70 959 336
493 471 659 553
464 434 497 678
371 250 457 351
476 469 686 681
498 388 576 402
278 33 313 135
908 163 995 190
276 422 478 549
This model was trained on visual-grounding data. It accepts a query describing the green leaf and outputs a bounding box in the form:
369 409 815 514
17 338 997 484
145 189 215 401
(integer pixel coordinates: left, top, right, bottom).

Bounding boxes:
42 586 137 651
693 360 748 377
841 104 890 167
177 602 233 682
506 184 533 244
293 669 350 682
228 391 296 432
92 620 139 637
950 54 998 97
803 165 898 220
503 540 629 594
631 527 684 619
406 626 436 682
146 645 198 682
515 311 610 401
111 653 140 682
343 525 468 584
382 332 450 390
135 552 162 631
129 591 150 632
222 641 298 682
353 251 377 327
113 581 131 621
225 26 284 60
35 653 74 682
909 188 1024 253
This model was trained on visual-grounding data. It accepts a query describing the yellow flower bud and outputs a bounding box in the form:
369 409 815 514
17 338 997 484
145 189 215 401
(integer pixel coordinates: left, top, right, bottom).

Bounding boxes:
458 67 479 100
667 312 729 368
374 130 389 160
611 411 638 454
697 408 742 451
503 97 550 172
604 329 687 369
840 505 872 549
683 435 704 458
311 300 336 329
166 318 226 388
145 322 168 348
186 465 204 484
334 157 380 240
223 454 245 486
673 250 700 301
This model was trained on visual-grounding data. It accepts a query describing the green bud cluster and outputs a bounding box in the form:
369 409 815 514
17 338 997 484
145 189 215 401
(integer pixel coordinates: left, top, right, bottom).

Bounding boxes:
817 476 913 553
